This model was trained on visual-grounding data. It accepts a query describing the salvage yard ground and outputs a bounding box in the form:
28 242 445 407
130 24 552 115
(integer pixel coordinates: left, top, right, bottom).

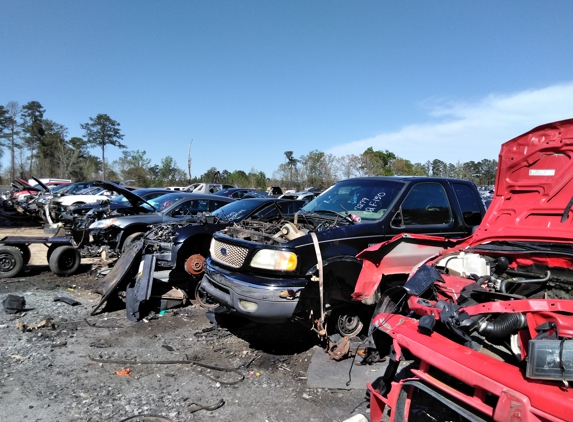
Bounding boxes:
0 226 371 422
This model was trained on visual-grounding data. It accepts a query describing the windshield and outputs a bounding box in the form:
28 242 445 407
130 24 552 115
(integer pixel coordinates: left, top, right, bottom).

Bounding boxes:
142 193 189 212
302 179 405 221
210 199 267 222
50 184 70 193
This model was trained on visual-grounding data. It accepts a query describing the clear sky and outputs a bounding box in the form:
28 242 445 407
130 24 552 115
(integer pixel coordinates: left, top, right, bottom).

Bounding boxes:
2 1 572 179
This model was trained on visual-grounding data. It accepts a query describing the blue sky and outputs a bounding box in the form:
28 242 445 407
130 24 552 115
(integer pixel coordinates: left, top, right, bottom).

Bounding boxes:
2 1 572 179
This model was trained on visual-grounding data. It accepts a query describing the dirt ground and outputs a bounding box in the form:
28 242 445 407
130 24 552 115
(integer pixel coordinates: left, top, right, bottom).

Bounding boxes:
0 225 372 422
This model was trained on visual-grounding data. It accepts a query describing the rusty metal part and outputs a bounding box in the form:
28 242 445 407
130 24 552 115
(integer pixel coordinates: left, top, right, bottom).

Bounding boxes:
195 281 219 309
326 336 353 361
313 316 327 338
185 254 206 276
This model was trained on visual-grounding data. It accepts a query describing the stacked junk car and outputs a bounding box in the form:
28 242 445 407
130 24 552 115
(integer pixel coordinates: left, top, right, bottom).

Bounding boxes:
353 118 573 421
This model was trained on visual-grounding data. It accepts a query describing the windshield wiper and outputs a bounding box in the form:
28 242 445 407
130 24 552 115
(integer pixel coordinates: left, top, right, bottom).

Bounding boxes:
338 204 356 224
313 209 355 224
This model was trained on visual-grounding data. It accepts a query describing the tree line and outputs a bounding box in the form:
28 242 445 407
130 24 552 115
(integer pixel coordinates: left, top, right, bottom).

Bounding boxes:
0 100 497 190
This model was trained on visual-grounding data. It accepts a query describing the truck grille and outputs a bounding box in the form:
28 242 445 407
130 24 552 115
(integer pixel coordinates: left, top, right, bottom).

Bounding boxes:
210 239 249 268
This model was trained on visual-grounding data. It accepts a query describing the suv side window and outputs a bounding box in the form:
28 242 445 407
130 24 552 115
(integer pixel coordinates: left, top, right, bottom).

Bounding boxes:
453 183 483 226
396 183 452 226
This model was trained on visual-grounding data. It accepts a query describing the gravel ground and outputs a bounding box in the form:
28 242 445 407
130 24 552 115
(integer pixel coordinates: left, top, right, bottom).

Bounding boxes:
0 226 371 422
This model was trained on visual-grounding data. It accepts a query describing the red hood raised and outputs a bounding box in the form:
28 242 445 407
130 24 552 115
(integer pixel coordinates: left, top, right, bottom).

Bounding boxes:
469 118 573 246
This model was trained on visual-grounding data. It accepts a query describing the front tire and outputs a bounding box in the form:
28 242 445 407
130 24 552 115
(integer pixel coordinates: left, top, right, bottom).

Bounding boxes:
49 245 81 276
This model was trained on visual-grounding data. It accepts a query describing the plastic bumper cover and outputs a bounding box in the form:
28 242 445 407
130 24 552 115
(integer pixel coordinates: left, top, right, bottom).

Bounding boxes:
201 263 306 323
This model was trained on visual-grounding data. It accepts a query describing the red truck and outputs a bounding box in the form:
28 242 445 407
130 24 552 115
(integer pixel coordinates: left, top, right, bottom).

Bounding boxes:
358 118 573 421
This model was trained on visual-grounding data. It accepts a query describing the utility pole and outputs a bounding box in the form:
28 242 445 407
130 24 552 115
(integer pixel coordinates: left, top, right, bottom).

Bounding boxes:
187 140 192 183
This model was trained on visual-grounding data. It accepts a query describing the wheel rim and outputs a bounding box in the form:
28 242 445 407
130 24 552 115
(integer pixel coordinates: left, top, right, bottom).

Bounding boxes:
0 253 16 272
194 281 219 309
60 250 76 270
336 312 362 337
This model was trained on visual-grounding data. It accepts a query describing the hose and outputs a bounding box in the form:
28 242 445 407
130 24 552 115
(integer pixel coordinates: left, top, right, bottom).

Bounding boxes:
478 313 526 339
500 270 551 293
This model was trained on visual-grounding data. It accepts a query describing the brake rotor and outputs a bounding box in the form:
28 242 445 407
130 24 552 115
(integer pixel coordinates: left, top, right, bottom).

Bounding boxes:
185 254 206 276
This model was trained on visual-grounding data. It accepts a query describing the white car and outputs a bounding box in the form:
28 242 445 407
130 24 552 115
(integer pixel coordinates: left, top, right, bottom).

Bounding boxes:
53 187 119 207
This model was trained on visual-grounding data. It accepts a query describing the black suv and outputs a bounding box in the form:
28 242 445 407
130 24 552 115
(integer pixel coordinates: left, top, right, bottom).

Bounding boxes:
201 176 485 334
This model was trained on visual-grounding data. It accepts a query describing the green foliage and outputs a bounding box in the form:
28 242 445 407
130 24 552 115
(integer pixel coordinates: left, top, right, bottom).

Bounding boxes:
116 149 151 186
36 119 67 177
227 170 249 187
20 101 45 175
361 147 396 176
80 113 126 180
2 98 499 190
0 105 8 159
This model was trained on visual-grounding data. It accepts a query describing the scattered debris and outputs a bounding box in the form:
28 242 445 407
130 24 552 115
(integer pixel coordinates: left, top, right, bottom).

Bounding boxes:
2 294 26 314
16 318 55 332
115 368 131 376
50 339 67 348
90 339 112 348
89 355 245 385
53 296 82 306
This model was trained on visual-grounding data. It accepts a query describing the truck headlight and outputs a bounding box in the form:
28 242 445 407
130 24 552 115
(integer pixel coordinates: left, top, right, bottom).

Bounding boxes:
250 250 297 271
89 218 118 229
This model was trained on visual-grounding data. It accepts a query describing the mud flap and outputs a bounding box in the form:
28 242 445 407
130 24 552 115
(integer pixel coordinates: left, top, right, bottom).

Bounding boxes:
125 254 156 321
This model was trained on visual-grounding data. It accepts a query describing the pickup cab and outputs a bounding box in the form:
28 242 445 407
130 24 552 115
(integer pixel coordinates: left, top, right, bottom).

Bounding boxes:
201 176 486 335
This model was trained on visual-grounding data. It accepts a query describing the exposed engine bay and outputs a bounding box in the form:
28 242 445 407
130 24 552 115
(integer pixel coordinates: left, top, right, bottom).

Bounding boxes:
365 247 573 421
375 245 573 380
220 212 353 245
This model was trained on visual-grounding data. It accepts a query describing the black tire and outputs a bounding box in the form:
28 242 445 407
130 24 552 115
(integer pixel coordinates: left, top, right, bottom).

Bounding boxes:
0 246 25 278
15 245 31 266
49 245 81 276
194 281 219 309
371 286 409 357
47 244 60 262
121 232 144 253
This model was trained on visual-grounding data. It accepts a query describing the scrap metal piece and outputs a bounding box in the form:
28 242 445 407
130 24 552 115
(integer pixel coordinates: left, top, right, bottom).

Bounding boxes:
326 336 353 361
2 294 25 314
91 240 143 316
125 254 156 322
185 254 206 276
53 296 81 306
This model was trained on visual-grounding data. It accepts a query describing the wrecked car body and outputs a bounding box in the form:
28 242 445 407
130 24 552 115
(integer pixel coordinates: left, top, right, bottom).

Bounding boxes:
93 198 305 320
88 192 235 257
363 118 573 421
201 176 485 337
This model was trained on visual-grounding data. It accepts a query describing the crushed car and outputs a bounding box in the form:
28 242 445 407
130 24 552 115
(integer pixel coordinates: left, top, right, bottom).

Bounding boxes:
200 176 485 341
360 118 573 421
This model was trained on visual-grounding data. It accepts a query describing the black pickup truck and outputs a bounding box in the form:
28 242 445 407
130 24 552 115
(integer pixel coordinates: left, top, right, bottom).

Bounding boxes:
200 177 486 335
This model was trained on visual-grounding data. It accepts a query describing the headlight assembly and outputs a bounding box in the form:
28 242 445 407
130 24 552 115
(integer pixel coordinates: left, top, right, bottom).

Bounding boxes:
250 249 297 271
89 218 118 230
